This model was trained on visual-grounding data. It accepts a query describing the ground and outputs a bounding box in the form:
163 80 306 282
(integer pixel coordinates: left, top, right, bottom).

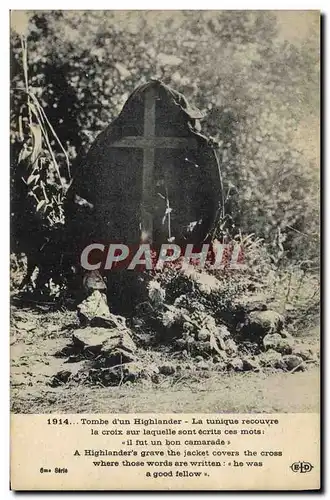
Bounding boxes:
10 302 320 414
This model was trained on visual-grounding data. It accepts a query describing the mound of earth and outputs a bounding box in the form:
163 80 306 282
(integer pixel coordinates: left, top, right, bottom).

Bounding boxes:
49 276 319 388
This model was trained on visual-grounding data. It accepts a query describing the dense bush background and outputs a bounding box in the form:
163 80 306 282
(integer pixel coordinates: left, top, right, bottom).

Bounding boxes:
10 10 319 265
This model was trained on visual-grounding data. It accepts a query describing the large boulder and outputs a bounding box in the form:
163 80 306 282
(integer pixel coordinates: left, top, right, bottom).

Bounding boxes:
259 349 286 369
282 355 305 371
263 332 294 354
228 357 244 371
52 307 138 386
159 363 176 375
72 327 136 354
249 310 284 333
77 290 127 329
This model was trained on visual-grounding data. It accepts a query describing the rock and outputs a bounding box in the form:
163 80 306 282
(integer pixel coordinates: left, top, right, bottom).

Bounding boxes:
54 327 137 378
73 328 108 350
245 301 268 312
63 361 95 385
157 53 183 66
73 327 136 355
123 362 144 381
249 310 284 334
94 348 136 368
263 333 294 354
292 344 317 361
234 296 268 313
49 370 72 387
198 328 209 341
123 362 159 382
228 357 244 371
93 311 127 329
263 333 282 350
259 349 283 368
83 270 107 293
141 364 160 380
196 360 210 371
190 340 218 357
54 342 82 358
282 355 305 371
102 331 137 354
89 367 122 386
224 338 238 355
88 359 161 386
77 290 127 329
242 357 260 372
114 62 131 79
159 364 176 376
274 358 287 370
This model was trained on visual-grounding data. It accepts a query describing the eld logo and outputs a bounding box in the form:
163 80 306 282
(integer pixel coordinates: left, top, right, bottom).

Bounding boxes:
290 461 314 473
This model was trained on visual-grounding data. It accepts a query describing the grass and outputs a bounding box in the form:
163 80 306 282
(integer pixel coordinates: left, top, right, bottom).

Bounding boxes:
11 367 320 414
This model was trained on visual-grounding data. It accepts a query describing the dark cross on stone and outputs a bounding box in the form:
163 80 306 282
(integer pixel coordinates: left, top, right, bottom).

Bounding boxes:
109 86 199 243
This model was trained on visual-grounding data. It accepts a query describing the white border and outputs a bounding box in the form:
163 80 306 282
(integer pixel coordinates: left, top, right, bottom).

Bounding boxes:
3 1 328 9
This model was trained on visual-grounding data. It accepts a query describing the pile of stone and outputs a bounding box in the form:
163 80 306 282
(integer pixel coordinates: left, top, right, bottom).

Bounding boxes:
50 290 140 387
50 280 318 388
155 294 318 373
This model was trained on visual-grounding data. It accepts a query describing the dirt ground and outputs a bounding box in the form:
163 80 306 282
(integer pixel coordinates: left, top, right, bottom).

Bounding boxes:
10 302 320 414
